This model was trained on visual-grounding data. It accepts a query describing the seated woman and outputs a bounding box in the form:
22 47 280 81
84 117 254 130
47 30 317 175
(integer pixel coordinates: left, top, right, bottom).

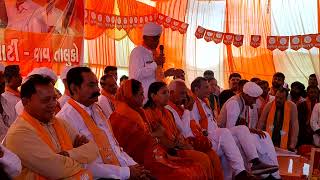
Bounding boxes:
109 79 208 180
144 81 223 180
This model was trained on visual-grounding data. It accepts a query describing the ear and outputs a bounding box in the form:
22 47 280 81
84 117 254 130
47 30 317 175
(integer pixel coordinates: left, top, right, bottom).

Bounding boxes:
151 93 156 100
70 84 78 96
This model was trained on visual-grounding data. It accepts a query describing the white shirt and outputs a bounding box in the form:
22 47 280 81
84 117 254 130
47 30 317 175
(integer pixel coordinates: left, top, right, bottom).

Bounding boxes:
129 46 157 101
191 98 218 132
56 101 137 180
14 101 23 116
165 105 194 138
98 95 114 120
0 95 17 140
5 0 48 33
58 94 71 109
0 144 22 178
311 103 320 132
2 92 19 126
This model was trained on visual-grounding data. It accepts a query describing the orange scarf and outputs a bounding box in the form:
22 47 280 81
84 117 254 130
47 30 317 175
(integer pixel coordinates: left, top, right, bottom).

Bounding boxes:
5 87 20 98
266 101 291 149
258 95 270 117
194 97 212 130
167 101 184 118
21 111 91 180
67 99 120 166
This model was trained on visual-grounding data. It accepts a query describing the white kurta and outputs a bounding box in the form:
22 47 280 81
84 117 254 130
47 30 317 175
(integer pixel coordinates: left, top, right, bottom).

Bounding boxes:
0 95 17 140
56 101 137 180
129 46 157 102
219 95 280 178
0 144 22 178
58 94 71 109
2 92 19 126
98 95 114 120
190 98 246 179
310 103 320 146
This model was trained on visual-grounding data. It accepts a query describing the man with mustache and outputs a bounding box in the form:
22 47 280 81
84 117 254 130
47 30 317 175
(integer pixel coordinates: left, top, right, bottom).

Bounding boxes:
57 67 152 180
269 72 285 96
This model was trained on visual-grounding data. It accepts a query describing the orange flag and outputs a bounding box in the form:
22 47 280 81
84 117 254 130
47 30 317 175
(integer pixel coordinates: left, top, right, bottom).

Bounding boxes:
96 13 104 28
233 34 244 47
213 31 224 44
157 13 165 25
116 16 123 30
267 36 277 51
195 26 206 39
138 16 145 28
290 35 302 51
250 35 261 48
277 36 289 51
223 33 234 45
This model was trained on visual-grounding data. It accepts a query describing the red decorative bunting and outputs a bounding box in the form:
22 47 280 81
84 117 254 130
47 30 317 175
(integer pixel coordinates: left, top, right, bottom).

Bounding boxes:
171 20 181 31
267 36 277 51
213 31 224 44
223 33 234 45
204 30 214 42
116 16 123 30
163 16 172 28
89 11 97 25
314 34 320 48
250 35 261 48
138 16 145 28
96 13 104 28
157 13 165 25
233 34 244 47
195 26 206 39
290 35 302 51
84 10 89 24
179 23 189 34
277 36 289 51
302 34 316 50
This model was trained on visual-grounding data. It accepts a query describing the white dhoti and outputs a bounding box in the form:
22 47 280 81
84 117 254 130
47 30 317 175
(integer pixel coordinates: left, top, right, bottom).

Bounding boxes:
208 128 246 179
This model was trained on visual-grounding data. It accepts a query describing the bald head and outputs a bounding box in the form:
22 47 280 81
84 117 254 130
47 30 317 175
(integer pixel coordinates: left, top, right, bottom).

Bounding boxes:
168 79 188 105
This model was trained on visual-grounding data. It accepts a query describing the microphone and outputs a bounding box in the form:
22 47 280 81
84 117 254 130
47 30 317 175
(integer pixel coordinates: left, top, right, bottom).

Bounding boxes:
159 45 164 57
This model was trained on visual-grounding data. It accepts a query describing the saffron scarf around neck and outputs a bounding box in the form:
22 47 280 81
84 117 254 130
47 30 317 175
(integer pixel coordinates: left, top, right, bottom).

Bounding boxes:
194 97 212 131
67 99 120 166
266 101 291 149
21 111 92 180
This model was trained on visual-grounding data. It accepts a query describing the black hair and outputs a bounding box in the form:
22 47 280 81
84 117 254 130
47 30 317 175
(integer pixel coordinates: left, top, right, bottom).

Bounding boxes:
291 81 305 91
21 74 52 99
309 74 317 78
104 66 117 75
144 81 167 109
100 74 114 81
238 79 249 87
307 85 320 92
191 77 207 93
276 87 289 98
4 65 20 82
257 80 269 87
273 72 285 80
67 67 92 96
219 89 236 107
229 73 241 80
203 70 214 77
250 77 261 83
120 75 129 82
131 79 142 96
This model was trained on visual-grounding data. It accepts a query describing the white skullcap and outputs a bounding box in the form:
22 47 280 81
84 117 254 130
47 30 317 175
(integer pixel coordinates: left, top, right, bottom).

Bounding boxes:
0 64 4 72
60 66 75 80
27 67 58 82
143 22 162 36
243 82 263 98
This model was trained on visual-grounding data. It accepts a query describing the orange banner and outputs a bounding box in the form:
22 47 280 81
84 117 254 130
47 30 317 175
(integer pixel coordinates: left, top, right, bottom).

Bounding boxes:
250 35 261 48
233 34 244 47
302 34 316 50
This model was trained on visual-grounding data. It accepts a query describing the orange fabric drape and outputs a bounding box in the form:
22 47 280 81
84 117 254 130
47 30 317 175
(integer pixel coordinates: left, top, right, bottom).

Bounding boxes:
156 0 188 70
224 0 276 87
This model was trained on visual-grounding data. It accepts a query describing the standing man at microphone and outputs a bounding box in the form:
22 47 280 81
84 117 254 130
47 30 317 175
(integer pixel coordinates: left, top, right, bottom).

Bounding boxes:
129 22 175 102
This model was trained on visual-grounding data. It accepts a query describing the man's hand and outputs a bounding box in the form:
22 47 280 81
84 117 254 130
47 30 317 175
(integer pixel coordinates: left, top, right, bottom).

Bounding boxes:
250 128 266 139
164 68 176 77
58 151 69 157
154 55 165 66
129 164 152 180
73 135 89 148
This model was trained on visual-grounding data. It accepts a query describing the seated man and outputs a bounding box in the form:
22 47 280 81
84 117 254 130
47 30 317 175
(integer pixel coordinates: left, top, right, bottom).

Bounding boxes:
297 86 319 147
256 80 275 119
191 77 277 179
311 102 320 146
218 81 280 179
166 79 224 180
257 88 299 151
0 144 22 179
290 81 306 105
144 81 218 180
57 67 151 180
104 66 118 81
98 74 118 119
206 77 220 118
5 74 98 179
109 79 210 180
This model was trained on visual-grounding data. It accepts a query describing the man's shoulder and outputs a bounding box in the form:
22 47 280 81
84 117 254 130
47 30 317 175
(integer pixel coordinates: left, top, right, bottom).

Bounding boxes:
130 46 147 54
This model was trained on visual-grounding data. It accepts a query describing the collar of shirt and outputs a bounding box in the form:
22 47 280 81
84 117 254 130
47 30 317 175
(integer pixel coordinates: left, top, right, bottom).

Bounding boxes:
17 0 36 13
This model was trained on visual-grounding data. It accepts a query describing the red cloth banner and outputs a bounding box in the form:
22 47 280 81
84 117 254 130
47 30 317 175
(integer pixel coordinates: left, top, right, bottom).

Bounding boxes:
250 35 261 48
233 34 244 47
213 31 224 44
314 34 320 48
277 36 289 51
178 23 189 34
204 30 215 42
223 33 234 45
290 35 302 51
195 26 206 39
267 36 277 51
302 34 316 50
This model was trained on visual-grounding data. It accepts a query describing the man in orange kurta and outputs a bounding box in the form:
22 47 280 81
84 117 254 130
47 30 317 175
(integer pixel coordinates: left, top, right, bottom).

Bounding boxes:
109 79 208 180
144 81 216 180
